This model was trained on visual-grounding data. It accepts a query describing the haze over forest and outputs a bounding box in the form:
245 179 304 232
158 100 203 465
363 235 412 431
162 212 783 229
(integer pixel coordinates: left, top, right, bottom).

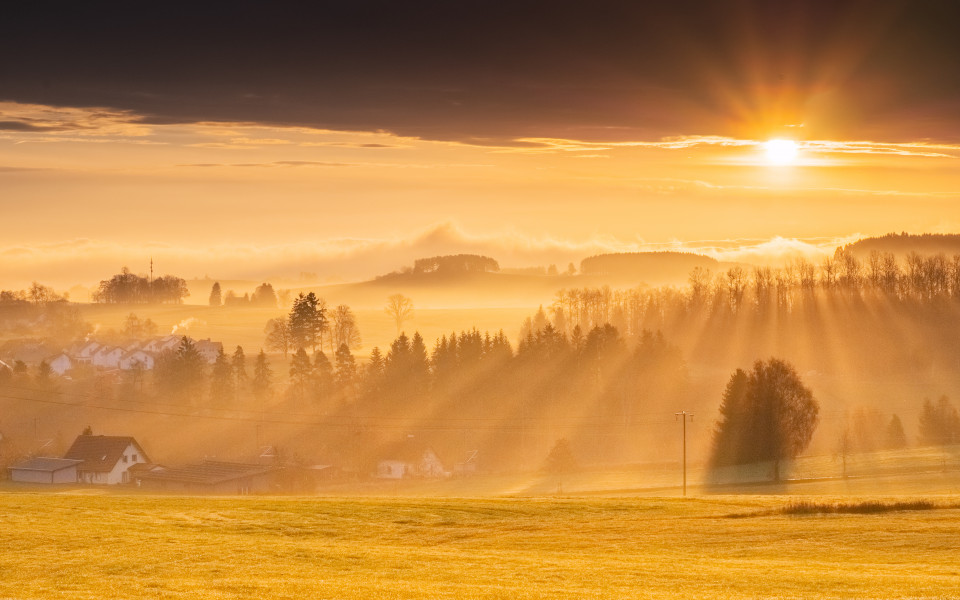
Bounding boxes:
4 1 960 496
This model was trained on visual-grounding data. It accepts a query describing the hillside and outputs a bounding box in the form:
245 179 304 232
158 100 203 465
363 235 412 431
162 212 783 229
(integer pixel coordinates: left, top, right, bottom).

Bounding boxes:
292 252 728 309
580 251 720 282
843 233 960 258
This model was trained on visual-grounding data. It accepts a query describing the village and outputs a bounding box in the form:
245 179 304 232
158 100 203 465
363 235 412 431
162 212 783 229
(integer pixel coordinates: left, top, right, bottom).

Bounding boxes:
4 430 463 494
0 334 224 376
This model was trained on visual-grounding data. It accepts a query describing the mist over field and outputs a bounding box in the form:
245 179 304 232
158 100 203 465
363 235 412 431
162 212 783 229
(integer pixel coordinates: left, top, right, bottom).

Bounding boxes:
3 235 960 496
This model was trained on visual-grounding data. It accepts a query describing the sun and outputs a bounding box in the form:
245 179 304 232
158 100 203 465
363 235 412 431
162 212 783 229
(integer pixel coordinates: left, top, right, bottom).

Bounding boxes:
764 139 799 165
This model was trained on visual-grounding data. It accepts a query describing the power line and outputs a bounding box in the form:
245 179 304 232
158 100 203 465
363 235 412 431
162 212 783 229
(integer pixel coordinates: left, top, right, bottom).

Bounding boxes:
0 389 690 432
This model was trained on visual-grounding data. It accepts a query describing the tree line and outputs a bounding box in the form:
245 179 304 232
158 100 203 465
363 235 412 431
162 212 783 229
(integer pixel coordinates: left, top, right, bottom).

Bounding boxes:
533 249 960 337
208 282 283 308
93 267 188 304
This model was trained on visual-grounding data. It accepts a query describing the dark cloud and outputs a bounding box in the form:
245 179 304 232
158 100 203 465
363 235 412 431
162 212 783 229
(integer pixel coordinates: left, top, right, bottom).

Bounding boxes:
0 166 53 173
3 1 960 143
0 121 46 131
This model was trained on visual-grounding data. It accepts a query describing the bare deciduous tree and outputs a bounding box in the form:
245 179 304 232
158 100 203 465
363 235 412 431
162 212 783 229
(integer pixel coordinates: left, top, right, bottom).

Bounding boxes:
385 294 413 336
332 304 361 350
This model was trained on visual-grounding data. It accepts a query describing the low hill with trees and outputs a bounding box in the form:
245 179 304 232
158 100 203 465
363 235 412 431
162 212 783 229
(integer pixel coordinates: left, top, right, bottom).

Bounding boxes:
842 233 960 259
579 252 720 283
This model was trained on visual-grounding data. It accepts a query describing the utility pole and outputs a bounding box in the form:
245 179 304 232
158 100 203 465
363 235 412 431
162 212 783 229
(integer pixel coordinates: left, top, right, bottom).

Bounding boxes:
675 411 694 496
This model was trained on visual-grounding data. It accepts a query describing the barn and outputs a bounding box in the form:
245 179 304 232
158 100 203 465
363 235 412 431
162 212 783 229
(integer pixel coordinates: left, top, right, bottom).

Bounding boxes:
131 461 279 494
8 457 82 484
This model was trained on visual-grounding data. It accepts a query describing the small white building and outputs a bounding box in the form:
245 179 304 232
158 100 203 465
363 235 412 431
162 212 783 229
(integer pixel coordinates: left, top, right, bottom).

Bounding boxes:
63 434 150 485
144 335 181 354
47 352 74 376
376 439 448 479
119 349 155 370
195 339 224 364
92 346 124 369
8 457 82 484
72 341 102 364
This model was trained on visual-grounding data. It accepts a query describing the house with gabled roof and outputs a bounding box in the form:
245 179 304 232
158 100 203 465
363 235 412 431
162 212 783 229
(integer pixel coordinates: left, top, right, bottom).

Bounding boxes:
72 341 102 364
143 335 181 354
376 437 449 479
194 339 223 364
63 434 150 484
47 352 74 376
119 349 156 370
91 345 124 369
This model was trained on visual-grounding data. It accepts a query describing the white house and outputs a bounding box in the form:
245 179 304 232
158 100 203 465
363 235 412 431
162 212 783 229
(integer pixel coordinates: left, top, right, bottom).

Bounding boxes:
144 335 181 354
72 341 102 364
119 349 155 370
91 345 124 369
63 434 150 485
195 339 223 364
376 439 449 479
8 457 82 484
47 352 74 376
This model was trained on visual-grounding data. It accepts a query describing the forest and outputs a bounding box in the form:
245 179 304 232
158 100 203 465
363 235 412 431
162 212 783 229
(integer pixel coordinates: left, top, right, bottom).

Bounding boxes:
5 246 960 476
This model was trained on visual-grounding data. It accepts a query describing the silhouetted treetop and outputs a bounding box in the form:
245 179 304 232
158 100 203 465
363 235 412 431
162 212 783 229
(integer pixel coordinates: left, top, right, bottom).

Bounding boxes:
412 254 500 274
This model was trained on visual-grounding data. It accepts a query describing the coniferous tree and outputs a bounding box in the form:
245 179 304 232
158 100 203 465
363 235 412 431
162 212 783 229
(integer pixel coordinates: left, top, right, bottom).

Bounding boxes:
312 351 334 403
209 282 222 307
209 347 235 405
232 346 247 400
288 292 326 351
364 346 385 395
335 343 357 397
36 360 53 385
886 414 907 449
918 396 960 446
251 350 273 404
409 332 430 395
289 348 312 403
156 337 205 402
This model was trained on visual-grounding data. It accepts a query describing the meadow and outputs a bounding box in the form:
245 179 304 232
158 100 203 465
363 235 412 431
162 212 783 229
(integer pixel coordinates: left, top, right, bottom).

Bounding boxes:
1 491 959 599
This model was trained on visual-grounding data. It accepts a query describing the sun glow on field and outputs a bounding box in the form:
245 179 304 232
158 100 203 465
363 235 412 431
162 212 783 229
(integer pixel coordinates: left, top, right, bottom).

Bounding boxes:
764 139 799 165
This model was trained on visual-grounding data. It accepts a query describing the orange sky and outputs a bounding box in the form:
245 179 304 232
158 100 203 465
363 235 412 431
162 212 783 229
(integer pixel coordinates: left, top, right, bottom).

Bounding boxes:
2 100 958 288
2 2 960 288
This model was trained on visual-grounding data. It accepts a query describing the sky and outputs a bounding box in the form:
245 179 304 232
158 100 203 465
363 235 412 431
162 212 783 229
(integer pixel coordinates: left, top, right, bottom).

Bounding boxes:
2 0 960 288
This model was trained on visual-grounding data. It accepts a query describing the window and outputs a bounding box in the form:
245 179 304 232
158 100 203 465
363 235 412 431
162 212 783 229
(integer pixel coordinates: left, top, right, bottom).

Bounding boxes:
131 454 137 462
122 456 128 463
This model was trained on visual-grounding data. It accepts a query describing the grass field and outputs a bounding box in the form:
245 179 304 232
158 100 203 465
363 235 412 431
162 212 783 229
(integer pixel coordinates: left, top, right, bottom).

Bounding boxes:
2 491 959 599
